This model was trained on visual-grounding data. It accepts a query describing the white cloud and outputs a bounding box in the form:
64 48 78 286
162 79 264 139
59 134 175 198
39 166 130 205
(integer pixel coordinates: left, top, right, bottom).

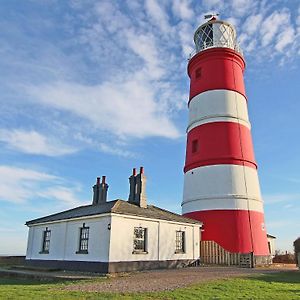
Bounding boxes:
0 165 56 203
172 0 194 20
73 133 135 158
297 5 300 29
226 17 239 28
1 0 299 162
260 10 290 47
0 129 77 156
263 193 300 205
243 14 263 35
25 80 180 139
0 165 84 207
275 26 295 52
125 30 165 80
38 186 83 207
231 0 256 17
202 0 224 10
145 0 172 34
16 0 183 144
94 1 131 34
99 143 135 158
177 21 194 56
233 5 299 61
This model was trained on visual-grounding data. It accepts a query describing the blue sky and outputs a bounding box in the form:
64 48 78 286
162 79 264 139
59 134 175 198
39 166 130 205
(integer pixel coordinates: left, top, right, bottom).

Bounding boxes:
0 0 299 255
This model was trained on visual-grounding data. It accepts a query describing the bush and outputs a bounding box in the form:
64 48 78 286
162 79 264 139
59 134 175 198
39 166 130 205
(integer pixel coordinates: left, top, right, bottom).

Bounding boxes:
272 253 295 264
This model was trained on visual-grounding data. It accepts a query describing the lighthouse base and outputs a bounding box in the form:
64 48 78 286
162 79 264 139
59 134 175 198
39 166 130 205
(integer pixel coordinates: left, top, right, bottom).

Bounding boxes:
183 209 270 256
253 255 272 266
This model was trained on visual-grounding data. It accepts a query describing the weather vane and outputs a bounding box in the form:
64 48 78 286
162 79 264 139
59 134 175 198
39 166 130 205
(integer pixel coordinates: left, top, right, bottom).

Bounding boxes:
204 13 219 19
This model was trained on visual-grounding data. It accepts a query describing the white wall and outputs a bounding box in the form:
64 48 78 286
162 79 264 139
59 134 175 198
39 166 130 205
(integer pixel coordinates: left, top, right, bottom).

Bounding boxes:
26 215 111 262
26 213 201 263
109 214 201 262
267 237 276 257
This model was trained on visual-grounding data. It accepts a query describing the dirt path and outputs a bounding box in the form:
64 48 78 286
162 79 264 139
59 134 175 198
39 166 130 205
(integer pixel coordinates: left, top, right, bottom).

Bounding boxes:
65 266 297 293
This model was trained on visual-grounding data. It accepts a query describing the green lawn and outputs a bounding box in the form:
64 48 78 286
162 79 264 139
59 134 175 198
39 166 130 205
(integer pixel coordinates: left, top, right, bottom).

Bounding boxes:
0 272 299 300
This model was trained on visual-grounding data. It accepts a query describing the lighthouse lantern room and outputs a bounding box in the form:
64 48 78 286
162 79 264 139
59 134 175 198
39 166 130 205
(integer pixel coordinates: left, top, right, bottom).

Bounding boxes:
182 16 270 263
194 19 242 54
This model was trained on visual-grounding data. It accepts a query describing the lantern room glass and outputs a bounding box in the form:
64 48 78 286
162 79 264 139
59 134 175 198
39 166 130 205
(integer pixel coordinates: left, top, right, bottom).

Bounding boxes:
193 20 243 56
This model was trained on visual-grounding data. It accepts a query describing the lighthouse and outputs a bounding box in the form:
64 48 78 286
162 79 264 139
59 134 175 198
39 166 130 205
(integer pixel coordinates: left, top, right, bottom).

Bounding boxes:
182 16 269 259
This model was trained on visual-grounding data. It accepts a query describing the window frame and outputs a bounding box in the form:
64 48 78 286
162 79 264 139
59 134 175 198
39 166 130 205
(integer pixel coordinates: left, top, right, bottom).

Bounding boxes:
132 227 148 254
192 139 199 153
195 67 202 79
39 227 51 254
175 230 185 254
76 223 90 254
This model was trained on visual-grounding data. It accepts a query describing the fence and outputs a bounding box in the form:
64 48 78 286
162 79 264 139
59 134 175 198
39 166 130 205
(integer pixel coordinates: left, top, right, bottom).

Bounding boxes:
200 241 253 268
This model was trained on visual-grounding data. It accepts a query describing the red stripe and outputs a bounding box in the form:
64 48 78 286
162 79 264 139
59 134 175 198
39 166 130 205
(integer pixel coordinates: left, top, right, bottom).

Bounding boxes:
184 122 256 173
188 48 246 102
184 210 269 255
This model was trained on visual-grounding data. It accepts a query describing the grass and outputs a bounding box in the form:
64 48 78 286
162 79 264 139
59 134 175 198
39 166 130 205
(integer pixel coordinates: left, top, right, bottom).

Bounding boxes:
0 271 299 299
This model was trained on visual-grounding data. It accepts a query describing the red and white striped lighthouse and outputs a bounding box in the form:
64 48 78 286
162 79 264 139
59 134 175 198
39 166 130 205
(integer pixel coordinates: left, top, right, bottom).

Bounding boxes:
182 17 269 257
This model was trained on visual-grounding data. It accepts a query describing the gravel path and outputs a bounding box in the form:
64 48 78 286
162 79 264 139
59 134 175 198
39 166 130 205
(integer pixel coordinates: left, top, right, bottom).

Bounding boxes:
65 266 294 293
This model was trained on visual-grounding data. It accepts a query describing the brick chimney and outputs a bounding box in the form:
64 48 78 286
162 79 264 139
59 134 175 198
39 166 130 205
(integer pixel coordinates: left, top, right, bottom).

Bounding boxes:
92 176 109 205
128 167 147 208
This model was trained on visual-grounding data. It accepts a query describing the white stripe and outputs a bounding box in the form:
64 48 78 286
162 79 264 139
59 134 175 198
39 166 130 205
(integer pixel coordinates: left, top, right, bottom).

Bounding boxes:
188 90 250 132
188 117 250 132
182 164 263 213
182 197 264 214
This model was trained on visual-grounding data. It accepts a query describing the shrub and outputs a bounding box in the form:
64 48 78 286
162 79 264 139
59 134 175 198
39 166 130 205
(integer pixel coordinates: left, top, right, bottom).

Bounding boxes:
273 253 295 264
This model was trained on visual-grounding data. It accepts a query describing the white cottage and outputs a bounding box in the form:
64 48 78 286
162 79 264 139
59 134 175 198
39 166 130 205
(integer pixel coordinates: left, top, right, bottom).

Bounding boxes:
267 234 276 257
25 168 202 273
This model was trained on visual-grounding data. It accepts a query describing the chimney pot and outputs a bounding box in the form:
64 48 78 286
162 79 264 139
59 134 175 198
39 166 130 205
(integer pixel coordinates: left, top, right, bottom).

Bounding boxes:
133 168 136 176
93 176 109 205
128 167 147 208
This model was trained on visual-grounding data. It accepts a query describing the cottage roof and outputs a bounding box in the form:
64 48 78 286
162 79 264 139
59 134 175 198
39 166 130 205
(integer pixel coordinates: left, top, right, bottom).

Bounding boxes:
25 199 202 226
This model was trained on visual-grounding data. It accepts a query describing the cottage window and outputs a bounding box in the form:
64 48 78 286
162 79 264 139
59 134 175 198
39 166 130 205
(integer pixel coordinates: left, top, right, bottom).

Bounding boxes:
40 227 51 254
175 231 185 253
133 227 147 253
77 223 89 254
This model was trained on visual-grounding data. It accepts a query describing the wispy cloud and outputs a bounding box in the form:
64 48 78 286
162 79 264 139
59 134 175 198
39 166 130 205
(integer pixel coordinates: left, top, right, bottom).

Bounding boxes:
38 186 83 207
145 0 172 34
98 143 135 158
231 0 258 17
172 0 194 20
260 10 290 47
263 193 300 205
0 165 56 204
267 219 300 229
0 165 85 207
1 0 298 160
0 129 77 156
200 0 299 62
25 80 180 139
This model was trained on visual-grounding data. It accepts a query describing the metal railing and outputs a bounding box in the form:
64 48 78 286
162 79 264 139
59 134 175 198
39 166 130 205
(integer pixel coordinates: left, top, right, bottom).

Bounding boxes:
188 41 243 60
